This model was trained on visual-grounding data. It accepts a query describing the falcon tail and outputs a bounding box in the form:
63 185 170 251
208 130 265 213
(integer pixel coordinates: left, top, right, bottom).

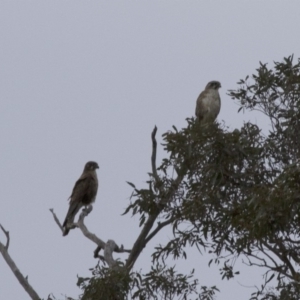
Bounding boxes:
62 201 82 236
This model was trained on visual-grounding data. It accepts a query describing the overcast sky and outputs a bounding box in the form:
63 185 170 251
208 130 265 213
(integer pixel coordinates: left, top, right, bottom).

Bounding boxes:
0 1 300 300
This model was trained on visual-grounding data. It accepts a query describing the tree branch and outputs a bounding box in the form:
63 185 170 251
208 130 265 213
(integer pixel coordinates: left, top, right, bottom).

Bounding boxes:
50 207 130 268
263 239 297 279
94 246 105 261
49 208 63 232
0 223 10 249
76 206 106 247
151 125 160 184
0 224 41 300
104 240 120 268
125 127 187 271
144 217 175 245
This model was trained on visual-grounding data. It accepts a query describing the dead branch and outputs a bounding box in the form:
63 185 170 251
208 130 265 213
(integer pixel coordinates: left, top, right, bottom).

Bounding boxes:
94 246 105 262
76 206 106 247
104 240 120 268
0 224 41 300
49 208 63 232
151 125 160 185
0 223 10 249
50 207 130 267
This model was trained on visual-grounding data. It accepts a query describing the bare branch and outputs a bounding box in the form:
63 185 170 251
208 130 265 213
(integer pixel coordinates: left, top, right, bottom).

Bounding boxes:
50 207 130 268
94 246 105 262
114 244 131 254
49 208 63 232
0 223 10 249
151 125 160 184
0 226 41 300
78 209 131 267
104 240 120 268
77 206 107 248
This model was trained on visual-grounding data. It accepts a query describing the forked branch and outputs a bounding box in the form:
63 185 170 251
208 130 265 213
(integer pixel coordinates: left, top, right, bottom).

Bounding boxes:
145 217 176 245
125 126 187 271
50 208 130 268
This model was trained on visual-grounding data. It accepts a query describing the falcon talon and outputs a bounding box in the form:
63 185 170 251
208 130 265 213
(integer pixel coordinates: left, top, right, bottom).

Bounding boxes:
83 205 93 214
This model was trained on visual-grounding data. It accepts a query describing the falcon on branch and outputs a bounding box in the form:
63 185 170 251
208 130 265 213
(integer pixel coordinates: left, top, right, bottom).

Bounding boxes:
195 80 221 124
62 161 99 236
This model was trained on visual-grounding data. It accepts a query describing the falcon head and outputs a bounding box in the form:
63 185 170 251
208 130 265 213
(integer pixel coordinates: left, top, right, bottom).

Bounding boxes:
205 81 221 90
84 161 99 171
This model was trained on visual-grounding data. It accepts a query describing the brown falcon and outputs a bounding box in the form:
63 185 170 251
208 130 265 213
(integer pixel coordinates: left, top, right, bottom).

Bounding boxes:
195 81 221 124
62 161 99 236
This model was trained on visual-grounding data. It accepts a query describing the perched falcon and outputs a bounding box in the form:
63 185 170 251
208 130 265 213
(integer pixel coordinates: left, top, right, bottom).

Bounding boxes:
62 161 99 236
195 80 221 124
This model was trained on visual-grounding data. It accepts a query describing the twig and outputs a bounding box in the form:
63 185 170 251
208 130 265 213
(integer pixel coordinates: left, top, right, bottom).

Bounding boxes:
144 217 175 245
0 225 41 300
0 223 10 249
263 239 296 279
49 209 63 232
151 126 160 184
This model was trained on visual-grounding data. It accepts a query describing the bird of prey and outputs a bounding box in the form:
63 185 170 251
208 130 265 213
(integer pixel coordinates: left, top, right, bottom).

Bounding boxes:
195 80 221 125
62 161 99 236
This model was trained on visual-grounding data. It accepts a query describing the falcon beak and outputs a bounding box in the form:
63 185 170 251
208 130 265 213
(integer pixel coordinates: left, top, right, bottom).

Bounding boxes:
96 164 100 169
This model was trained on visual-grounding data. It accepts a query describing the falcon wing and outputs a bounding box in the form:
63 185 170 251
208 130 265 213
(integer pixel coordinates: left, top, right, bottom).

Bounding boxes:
69 173 97 205
62 173 98 235
195 90 209 122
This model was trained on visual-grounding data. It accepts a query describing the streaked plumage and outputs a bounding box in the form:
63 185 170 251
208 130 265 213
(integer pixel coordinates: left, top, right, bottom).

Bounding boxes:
62 161 99 236
195 81 221 124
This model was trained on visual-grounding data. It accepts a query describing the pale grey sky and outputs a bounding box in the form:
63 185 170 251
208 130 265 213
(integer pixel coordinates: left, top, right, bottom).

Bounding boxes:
0 1 299 299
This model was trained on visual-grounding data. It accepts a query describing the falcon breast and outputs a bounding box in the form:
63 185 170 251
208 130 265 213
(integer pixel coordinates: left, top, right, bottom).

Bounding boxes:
195 80 221 124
